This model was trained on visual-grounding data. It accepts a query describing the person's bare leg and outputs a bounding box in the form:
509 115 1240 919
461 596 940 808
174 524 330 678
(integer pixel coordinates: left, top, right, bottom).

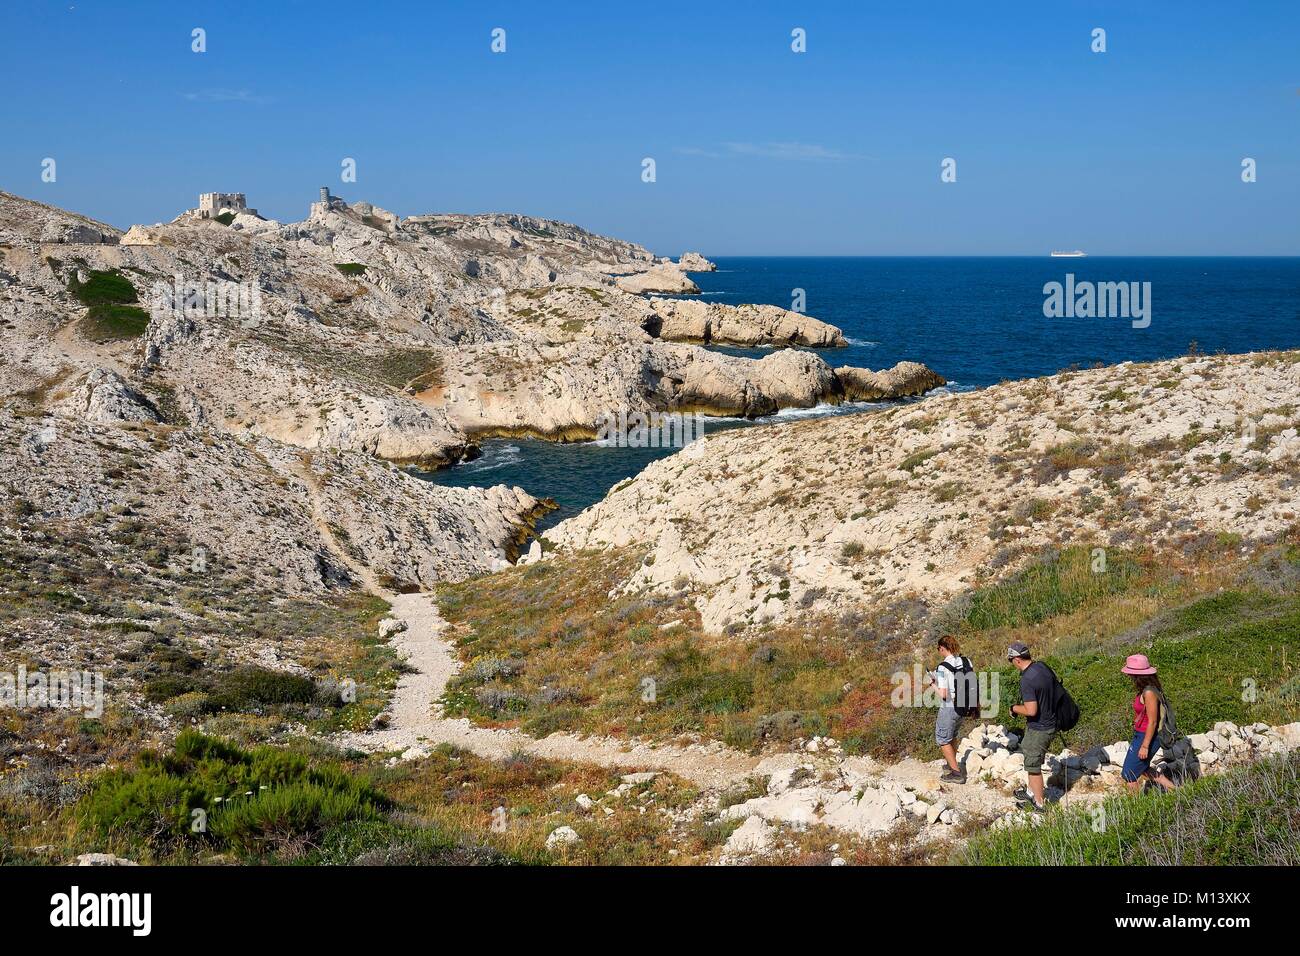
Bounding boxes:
1147 770 1176 792
1125 778 1143 794
1028 772 1045 806
940 742 960 773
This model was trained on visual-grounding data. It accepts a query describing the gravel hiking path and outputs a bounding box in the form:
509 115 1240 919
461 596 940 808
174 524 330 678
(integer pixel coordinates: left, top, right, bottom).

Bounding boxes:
298 463 1080 815
335 590 764 789
289 458 762 788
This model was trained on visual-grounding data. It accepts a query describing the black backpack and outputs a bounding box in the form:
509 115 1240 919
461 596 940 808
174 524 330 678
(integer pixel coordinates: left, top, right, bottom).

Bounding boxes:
938 656 982 718
1038 663 1081 732
1152 690 1182 749
1150 690 1200 783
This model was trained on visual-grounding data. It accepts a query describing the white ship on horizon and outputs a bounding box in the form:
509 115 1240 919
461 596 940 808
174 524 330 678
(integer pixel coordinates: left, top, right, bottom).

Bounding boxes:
1050 249 1087 258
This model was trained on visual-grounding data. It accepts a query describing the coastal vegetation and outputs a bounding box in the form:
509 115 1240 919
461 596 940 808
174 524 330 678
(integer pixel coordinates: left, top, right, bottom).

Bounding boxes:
963 752 1300 865
68 268 150 342
4 730 720 866
437 539 1300 759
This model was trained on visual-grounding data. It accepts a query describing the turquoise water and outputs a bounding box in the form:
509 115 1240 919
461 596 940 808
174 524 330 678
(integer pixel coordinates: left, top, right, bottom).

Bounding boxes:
421 257 1300 528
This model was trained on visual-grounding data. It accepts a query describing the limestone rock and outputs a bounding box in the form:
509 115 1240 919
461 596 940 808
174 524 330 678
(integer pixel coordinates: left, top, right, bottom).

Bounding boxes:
725 815 776 854
64 368 159 424
677 252 717 272
119 224 162 246
548 351 1298 629
545 826 581 850
835 362 947 401
648 297 846 348
73 853 138 866
615 265 700 295
378 617 408 639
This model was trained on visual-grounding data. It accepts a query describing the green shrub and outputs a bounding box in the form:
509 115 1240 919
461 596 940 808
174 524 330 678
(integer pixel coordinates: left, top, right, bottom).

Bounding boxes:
163 691 210 720
77 730 388 855
335 263 367 276
521 705 584 736
206 666 317 712
900 447 937 472
81 304 149 342
964 547 1140 630
144 675 201 703
68 269 139 307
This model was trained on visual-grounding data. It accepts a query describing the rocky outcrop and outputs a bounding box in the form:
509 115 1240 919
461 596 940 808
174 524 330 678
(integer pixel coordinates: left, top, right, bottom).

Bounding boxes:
0 409 539 595
425 341 936 440
119 225 162 246
61 368 159 424
647 297 846 348
677 252 716 272
495 285 849 349
3 189 889 470
615 265 700 295
717 718 1300 852
547 352 1300 631
835 361 946 400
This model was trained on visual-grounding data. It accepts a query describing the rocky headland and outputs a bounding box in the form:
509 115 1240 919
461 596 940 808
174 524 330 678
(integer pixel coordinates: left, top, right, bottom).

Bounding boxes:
547 351 1300 631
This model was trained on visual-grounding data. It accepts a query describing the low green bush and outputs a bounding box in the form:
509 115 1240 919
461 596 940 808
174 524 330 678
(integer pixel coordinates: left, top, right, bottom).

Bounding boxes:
77 730 388 856
308 820 517 866
81 304 149 342
963 753 1300 865
963 547 1141 631
206 666 317 711
68 269 138 307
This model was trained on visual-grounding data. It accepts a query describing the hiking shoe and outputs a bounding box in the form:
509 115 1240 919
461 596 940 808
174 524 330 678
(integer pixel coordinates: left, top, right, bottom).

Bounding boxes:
1013 787 1034 804
1025 800 1047 814
940 768 967 784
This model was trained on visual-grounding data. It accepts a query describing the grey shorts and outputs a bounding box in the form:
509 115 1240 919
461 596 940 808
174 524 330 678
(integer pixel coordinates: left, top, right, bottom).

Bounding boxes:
935 707 963 746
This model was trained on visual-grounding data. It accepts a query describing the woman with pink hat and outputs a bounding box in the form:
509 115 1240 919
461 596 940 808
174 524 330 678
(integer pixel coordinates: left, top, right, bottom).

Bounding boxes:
1119 654 1178 794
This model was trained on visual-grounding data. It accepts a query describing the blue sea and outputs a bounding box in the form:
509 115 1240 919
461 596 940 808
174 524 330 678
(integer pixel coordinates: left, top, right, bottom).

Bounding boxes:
422 257 1300 528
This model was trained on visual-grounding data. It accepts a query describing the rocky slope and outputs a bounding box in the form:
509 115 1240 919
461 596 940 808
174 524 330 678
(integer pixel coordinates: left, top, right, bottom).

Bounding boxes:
714 718 1300 861
0 407 539 598
0 189 941 468
547 351 1300 631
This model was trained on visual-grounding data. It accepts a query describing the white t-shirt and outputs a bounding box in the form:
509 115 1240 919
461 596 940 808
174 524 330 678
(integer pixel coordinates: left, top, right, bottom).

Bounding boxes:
935 654 964 706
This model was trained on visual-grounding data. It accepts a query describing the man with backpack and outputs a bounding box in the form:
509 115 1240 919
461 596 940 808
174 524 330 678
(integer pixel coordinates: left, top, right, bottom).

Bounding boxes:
1007 641 1079 812
931 635 980 784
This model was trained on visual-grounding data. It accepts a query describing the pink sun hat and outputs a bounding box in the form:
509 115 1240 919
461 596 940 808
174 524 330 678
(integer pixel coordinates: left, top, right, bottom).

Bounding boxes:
1121 654 1158 675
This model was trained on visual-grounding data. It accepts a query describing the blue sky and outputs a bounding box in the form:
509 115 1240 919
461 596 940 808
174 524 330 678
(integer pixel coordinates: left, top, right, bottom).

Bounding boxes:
2 0 1297 255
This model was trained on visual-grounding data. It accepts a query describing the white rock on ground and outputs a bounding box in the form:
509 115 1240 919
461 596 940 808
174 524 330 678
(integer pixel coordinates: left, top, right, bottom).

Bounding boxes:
545 826 581 850
724 815 776 855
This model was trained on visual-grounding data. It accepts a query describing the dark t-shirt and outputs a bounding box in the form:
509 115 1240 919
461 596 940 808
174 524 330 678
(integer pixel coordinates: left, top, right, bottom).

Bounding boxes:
1018 661 1056 731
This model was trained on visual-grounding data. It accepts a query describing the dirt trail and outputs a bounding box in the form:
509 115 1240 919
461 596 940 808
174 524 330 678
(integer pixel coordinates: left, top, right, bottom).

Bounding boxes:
297 466 1110 815
287 458 762 789
52 314 132 378
335 590 763 789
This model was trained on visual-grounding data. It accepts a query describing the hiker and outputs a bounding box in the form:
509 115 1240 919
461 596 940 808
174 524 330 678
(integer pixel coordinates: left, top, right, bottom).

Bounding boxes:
1120 654 1178 794
931 635 977 783
1006 641 1080 812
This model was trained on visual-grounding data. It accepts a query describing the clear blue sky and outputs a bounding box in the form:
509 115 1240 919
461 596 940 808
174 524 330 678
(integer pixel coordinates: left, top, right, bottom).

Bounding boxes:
3 0 1297 255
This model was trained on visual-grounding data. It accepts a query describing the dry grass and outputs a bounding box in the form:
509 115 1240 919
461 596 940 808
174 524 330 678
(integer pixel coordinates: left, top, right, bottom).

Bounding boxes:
436 539 1298 763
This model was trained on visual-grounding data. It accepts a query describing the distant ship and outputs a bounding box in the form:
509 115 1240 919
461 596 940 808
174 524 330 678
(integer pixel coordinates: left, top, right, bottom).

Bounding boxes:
1050 250 1087 258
